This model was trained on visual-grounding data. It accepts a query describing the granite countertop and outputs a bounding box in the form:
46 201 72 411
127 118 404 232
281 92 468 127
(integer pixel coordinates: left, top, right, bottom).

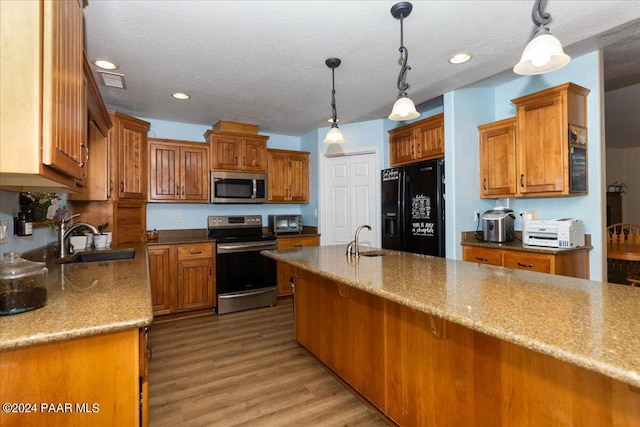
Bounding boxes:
0 242 153 351
263 245 640 388
146 227 320 245
460 230 592 254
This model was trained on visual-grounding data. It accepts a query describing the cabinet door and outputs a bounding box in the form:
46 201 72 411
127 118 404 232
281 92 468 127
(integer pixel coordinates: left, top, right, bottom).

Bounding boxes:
149 143 178 201
389 126 415 166
414 114 444 160
148 245 174 315
267 151 289 202
516 94 565 194
462 246 503 266
115 201 146 244
277 262 295 296
211 136 242 171
117 118 148 199
287 152 309 202
242 136 267 172
479 118 517 198
41 0 85 180
176 259 215 311
180 145 209 202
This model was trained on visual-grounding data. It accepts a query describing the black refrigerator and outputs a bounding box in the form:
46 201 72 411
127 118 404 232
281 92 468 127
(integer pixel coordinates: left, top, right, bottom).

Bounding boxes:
381 159 445 257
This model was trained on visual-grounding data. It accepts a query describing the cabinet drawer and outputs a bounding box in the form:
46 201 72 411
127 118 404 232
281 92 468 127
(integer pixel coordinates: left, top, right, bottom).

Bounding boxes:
277 235 320 250
503 252 551 273
463 247 502 266
177 243 214 260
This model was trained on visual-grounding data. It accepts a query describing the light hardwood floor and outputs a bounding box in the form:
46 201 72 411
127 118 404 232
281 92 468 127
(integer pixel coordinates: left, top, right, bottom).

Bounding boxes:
148 300 390 426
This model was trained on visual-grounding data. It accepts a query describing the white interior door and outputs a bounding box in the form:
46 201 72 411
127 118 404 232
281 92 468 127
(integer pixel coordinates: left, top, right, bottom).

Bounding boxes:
322 151 378 249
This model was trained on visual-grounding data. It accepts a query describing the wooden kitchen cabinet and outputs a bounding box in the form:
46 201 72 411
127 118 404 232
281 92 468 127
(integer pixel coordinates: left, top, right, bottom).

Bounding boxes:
294 269 386 410
205 130 268 173
0 329 146 426
148 138 209 202
389 113 444 166
512 82 590 196
478 117 517 198
71 200 147 245
111 111 150 200
267 149 310 203
148 242 216 317
276 235 320 296
0 0 87 191
148 245 174 315
462 245 590 279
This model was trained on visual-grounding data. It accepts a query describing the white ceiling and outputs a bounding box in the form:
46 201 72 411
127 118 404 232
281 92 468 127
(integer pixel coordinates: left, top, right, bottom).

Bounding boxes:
83 0 640 147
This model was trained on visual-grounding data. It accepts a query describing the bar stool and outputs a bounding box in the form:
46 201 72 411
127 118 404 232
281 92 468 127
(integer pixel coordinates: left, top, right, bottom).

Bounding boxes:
627 276 640 287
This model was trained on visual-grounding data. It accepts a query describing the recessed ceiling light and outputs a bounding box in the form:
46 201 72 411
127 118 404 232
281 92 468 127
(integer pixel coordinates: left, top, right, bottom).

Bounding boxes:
93 59 118 70
172 92 190 100
448 53 472 64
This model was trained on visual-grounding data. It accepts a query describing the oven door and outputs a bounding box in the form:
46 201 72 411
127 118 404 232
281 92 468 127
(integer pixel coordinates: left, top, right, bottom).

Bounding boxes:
216 240 277 314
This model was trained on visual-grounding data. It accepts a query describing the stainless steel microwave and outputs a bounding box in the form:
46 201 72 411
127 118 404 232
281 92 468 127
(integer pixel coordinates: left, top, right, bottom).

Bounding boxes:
268 215 303 235
210 171 267 203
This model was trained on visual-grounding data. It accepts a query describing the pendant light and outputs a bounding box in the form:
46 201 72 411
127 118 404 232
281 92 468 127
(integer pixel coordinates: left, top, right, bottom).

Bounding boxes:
388 2 420 121
324 58 346 144
513 0 570 75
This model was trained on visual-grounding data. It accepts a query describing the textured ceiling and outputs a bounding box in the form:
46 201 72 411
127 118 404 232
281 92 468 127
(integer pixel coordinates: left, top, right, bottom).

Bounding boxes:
83 1 640 143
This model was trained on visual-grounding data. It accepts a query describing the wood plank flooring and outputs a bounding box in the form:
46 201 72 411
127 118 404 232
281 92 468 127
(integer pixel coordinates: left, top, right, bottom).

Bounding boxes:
148 300 390 426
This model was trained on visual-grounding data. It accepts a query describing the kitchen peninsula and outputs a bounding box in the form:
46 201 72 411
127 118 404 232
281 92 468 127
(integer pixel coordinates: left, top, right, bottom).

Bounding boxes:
0 242 153 426
263 245 640 426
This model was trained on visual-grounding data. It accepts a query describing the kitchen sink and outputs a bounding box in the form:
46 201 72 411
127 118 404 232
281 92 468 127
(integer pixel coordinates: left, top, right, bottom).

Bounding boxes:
359 250 390 257
57 248 136 264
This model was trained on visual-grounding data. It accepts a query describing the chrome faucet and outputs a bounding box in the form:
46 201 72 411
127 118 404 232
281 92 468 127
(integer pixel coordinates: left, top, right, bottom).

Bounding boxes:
346 224 372 258
58 214 99 259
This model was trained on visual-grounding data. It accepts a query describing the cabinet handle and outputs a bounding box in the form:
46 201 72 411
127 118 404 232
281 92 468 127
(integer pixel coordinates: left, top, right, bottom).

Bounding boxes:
209 264 213 276
476 257 489 262
483 178 487 190
294 244 303 247
235 156 238 165
176 186 179 196
520 174 524 188
120 182 124 193
79 142 89 167
411 145 414 156
182 186 185 196
517 262 534 268
190 250 203 255
243 157 246 166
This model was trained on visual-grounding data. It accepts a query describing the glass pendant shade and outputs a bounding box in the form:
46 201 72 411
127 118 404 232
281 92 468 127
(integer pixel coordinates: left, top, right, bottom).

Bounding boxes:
388 96 420 121
324 125 345 144
514 33 570 75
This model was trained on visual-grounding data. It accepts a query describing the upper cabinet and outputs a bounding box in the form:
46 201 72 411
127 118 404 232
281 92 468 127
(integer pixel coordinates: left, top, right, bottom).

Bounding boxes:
478 117 517 198
479 83 590 199
204 121 268 173
149 138 209 202
267 149 310 203
0 0 86 191
111 111 150 200
388 113 444 166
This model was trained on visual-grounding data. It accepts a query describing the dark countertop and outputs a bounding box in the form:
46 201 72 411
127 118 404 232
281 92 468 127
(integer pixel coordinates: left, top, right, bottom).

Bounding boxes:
460 231 592 254
146 227 319 245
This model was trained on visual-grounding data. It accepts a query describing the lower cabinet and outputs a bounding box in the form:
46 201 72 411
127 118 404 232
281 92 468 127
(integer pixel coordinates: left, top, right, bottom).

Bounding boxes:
293 269 640 427
0 329 147 426
276 235 320 296
462 245 589 279
148 242 216 316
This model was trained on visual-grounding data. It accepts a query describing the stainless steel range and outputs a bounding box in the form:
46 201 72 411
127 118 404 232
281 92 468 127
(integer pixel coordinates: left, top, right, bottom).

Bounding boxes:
208 215 277 315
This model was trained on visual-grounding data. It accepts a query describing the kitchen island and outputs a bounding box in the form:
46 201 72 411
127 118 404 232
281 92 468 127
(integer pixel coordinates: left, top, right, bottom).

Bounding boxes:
0 242 153 426
263 245 640 426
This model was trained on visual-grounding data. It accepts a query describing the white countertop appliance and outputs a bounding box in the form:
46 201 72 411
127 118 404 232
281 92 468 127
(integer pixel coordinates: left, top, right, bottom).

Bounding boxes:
524 219 585 248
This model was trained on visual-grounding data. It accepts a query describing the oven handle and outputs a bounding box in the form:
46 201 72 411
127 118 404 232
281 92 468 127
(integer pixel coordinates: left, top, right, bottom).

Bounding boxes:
218 288 276 299
217 241 277 254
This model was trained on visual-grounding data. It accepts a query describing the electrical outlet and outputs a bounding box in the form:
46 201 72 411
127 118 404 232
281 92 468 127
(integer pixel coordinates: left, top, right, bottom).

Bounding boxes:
474 211 480 222
0 220 8 244
175 214 181 222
